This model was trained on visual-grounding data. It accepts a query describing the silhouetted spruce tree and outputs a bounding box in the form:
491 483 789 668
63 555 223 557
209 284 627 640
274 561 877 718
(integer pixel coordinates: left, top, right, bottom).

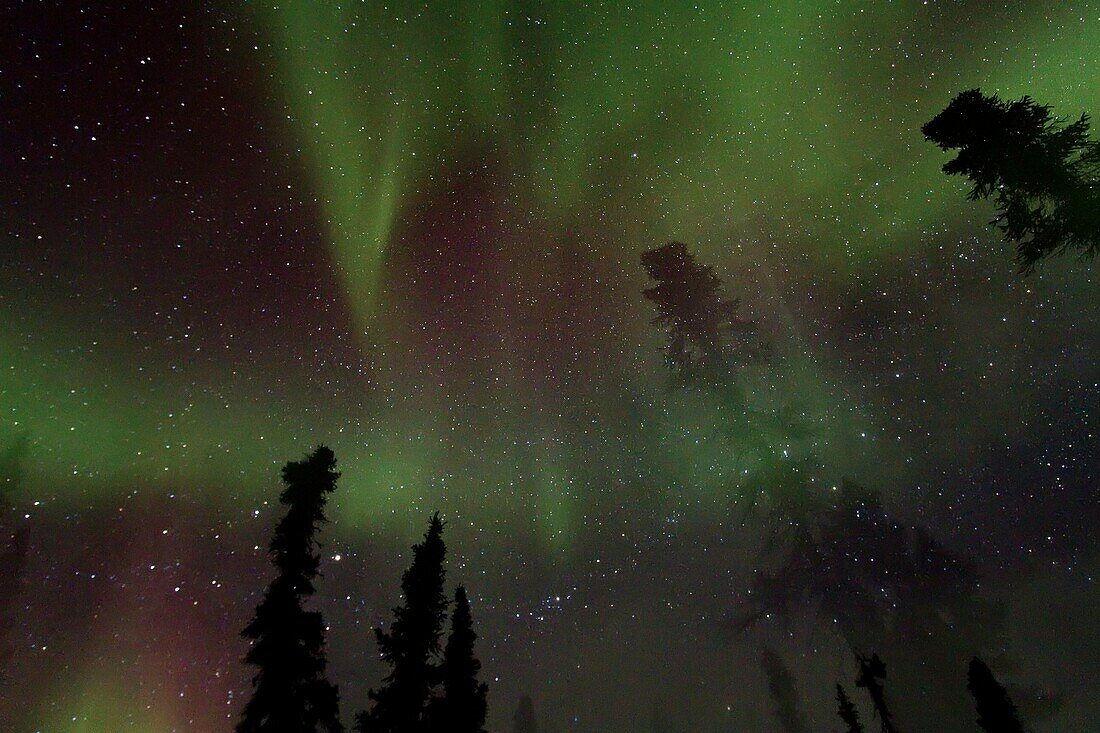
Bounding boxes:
357 514 448 733
922 88 1100 272
836 684 864 733
426 586 487 733
513 695 537 733
855 654 897 733
237 446 343 733
761 646 809 733
968 657 1025 733
641 242 761 386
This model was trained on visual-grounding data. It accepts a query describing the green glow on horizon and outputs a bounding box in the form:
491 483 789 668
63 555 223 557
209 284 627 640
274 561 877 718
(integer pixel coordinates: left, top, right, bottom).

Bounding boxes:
37 672 182 731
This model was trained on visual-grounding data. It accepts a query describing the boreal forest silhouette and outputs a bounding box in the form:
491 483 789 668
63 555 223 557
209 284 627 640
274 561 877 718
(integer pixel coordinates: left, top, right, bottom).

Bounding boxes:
923 89 1100 272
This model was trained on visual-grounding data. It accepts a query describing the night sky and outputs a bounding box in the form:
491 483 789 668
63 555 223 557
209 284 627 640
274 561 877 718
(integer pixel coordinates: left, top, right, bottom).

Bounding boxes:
2 2 1098 731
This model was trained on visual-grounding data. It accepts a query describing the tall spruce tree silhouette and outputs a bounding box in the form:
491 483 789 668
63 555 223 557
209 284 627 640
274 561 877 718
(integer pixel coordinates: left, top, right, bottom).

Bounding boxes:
640 240 798 512
968 657 1025 733
357 514 448 733
922 88 1100 272
237 446 343 733
641 242 761 386
426 586 488 733
836 684 865 733
761 646 810 733
513 695 537 733
855 654 897 733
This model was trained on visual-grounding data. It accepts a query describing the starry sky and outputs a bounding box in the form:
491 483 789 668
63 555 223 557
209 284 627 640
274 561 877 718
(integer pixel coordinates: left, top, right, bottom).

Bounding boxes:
1 2 1098 731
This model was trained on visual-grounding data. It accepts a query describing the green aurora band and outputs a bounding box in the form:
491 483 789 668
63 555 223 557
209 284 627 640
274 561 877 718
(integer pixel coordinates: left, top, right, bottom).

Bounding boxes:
5 1 1099 533
5 4 1100 731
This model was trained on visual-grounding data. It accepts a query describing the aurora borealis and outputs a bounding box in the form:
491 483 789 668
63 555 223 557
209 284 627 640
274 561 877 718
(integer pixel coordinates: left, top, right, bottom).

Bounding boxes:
1 1 1098 731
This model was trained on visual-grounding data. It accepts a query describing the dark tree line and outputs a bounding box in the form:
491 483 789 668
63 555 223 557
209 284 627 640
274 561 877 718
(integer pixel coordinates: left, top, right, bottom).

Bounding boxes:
237 448 487 733
923 88 1100 272
829 653 1027 733
731 474 1003 728
234 455 1033 733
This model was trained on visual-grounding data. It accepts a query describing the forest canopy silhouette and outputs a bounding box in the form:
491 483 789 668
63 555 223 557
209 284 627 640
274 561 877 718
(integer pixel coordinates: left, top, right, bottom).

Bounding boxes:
223 448 1047 732
1 3 1095 730
923 88 1100 272
236 452 488 733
